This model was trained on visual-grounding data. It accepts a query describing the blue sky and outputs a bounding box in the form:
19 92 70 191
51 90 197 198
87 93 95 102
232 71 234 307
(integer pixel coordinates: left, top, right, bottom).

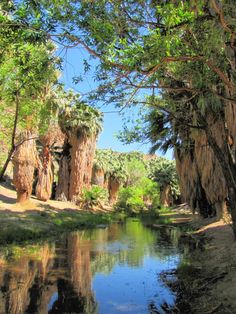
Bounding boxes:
58 46 173 158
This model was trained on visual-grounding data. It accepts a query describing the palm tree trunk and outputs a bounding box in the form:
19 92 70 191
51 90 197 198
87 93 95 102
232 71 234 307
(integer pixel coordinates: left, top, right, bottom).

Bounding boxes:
160 184 171 207
192 102 236 237
69 132 88 202
36 145 54 201
92 168 105 187
69 132 98 202
56 140 71 201
12 131 38 203
84 134 97 187
108 178 120 204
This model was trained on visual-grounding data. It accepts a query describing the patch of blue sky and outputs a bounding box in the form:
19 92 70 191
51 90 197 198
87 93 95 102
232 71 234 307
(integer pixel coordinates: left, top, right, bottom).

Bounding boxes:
56 45 173 159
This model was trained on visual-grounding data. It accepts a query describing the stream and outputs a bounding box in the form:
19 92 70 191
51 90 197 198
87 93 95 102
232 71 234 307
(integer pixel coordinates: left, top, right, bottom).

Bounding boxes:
0 218 185 314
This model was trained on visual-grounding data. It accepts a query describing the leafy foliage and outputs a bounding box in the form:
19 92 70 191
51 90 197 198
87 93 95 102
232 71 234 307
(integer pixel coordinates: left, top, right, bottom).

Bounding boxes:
94 149 128 183
148 157 180 200
58 91 103 137
115 177 159 214
81 185 108 209
116 186 145 214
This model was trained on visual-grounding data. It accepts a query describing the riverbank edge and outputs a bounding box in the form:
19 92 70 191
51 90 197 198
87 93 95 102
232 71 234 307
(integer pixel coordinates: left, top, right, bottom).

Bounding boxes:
161 217 236 314
0 208 126 254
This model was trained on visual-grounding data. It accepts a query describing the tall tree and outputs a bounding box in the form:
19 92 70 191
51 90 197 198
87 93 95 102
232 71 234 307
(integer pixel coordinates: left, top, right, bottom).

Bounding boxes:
0 10 59 182
5 1 236 232
57 92 103 202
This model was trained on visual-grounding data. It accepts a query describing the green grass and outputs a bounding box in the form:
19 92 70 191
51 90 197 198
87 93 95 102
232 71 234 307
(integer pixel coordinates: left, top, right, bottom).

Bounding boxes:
0 210 117 246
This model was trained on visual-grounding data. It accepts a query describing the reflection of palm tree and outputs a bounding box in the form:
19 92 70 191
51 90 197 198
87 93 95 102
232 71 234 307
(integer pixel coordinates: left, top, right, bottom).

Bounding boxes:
67 232 92 295
0 243 55 314
48 279 98 314
66 232 98 313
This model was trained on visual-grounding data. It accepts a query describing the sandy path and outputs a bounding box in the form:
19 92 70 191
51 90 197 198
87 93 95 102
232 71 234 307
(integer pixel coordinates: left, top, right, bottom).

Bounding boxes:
0 182 79 212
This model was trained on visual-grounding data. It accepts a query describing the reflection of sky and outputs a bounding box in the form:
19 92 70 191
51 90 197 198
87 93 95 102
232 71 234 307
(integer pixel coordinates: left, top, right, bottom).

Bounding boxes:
92 255 179 314
95 241 130 253
47 292 58 311
90 220 181 314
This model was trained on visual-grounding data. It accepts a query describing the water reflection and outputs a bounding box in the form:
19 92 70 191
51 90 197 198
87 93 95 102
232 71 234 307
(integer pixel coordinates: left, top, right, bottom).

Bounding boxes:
0 219 183 314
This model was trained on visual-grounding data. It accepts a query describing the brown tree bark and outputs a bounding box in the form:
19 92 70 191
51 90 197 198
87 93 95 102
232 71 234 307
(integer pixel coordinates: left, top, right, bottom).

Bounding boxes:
12 131 38 203
68 132 98 203
35 145 54 201
92 168 105 187
108 178 120 204
36 125 64 202
69 132 88 202
160 184 171 207
83 134 97 187
56 140 71 201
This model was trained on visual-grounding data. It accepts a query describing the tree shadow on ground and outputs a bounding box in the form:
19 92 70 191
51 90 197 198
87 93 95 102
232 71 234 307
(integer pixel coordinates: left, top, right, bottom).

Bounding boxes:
0 192 15 204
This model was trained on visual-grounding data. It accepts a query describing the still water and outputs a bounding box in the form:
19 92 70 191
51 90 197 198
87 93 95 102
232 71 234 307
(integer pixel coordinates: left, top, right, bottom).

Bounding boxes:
0 219 184 314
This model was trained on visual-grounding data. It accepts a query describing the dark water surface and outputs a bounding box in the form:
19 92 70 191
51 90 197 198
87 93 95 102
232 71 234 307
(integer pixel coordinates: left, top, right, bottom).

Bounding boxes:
0 219 184 314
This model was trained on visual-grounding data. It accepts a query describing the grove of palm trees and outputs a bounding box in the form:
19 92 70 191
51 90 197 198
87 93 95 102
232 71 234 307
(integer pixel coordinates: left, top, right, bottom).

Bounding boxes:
0 1 236 313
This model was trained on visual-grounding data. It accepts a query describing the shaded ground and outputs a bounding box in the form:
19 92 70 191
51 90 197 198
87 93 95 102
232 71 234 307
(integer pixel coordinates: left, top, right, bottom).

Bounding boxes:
176 218 236 314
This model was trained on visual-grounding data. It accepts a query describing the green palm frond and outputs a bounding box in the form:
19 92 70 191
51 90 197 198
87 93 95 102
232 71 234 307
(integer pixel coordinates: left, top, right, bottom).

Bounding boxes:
58 91 103 137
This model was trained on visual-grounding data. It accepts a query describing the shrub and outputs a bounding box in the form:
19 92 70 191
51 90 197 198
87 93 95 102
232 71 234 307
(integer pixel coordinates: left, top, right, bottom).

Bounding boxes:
81 185 108 209
115 186 145 214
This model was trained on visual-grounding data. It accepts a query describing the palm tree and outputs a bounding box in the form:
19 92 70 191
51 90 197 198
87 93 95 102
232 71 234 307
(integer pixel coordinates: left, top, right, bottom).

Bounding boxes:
35 85 64 202
92 149 128 204
147 157 180 207
56 92 103 202
131 94 228 218
36 124 64 201
92 149 112 187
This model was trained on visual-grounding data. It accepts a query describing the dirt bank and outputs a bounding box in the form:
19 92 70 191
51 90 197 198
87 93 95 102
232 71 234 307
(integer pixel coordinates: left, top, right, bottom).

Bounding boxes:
0 181 79 212
0 182 114 246
176 218 236 314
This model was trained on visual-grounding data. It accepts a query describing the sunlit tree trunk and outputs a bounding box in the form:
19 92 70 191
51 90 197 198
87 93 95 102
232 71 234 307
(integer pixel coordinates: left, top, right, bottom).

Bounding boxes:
69 132 98 202
12 131 38 203
108 178 120 204
69 132 88 202
160 184 171 207
103 175 109 190
36 126 64 202
83 134 97 187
